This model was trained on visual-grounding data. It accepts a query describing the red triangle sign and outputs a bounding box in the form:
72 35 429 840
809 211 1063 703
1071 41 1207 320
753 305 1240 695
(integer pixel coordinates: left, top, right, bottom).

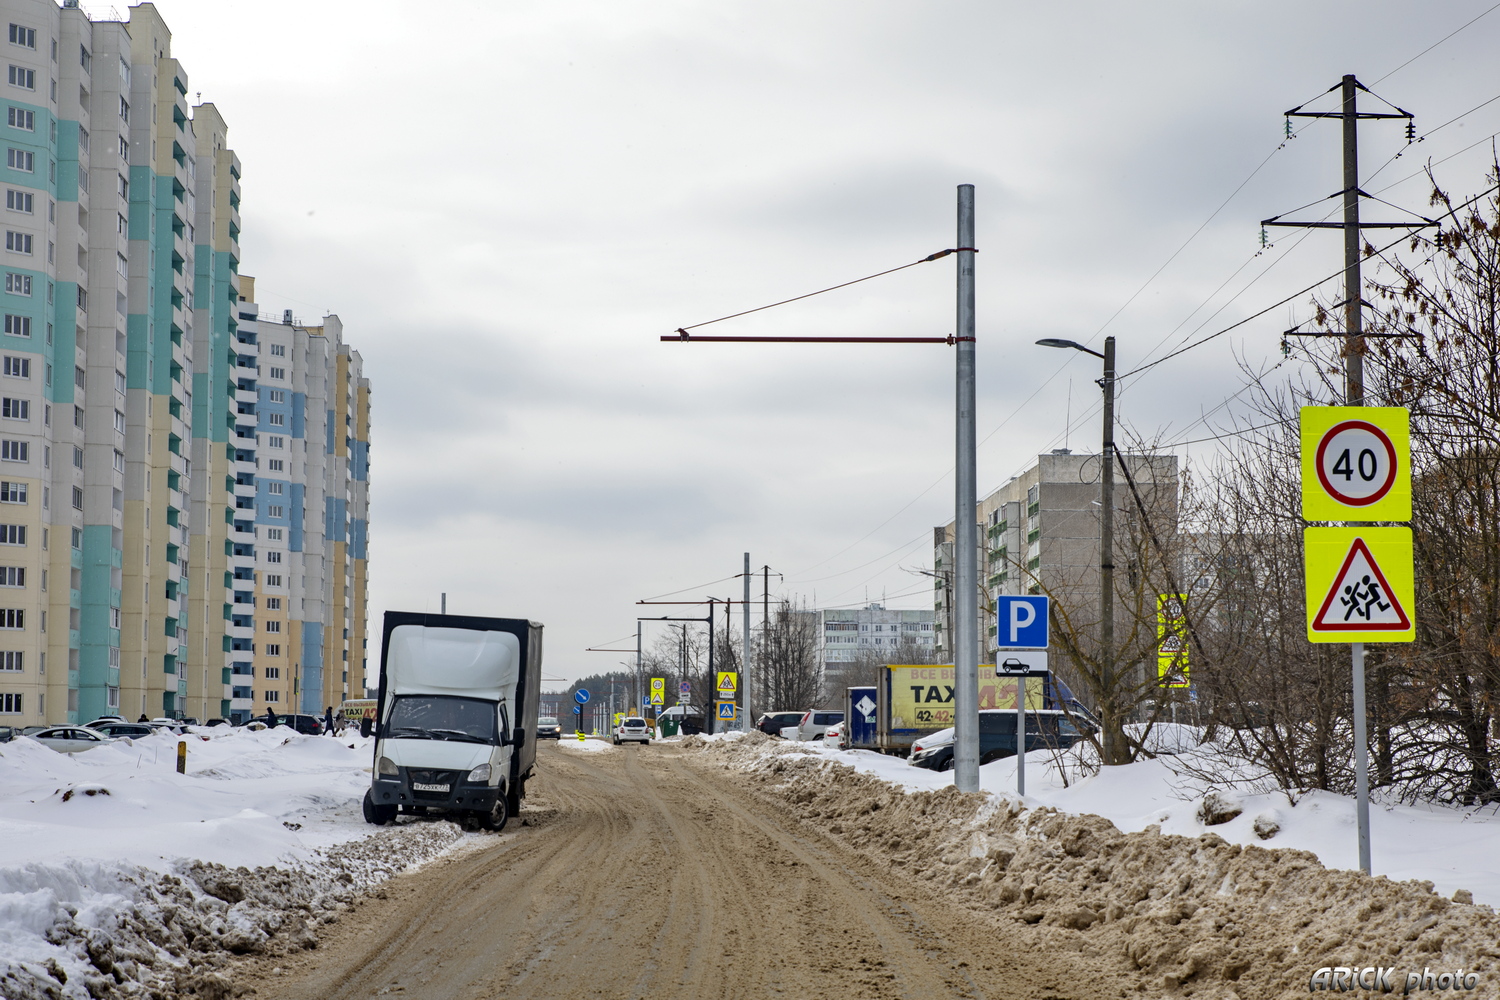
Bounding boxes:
1311 537 1412 632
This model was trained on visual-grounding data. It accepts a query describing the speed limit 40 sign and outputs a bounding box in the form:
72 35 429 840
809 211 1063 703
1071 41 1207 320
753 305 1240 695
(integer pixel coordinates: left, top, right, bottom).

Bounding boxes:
1300 407 1410 521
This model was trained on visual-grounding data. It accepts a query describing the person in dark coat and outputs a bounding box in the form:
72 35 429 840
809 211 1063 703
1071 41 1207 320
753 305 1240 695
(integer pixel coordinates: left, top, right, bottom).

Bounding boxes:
138 714 149 723
323 706 335 734
265 709 278 729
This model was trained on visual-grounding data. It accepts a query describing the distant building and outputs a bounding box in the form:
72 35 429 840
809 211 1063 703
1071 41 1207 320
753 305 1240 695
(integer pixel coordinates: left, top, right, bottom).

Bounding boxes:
817 603 935 674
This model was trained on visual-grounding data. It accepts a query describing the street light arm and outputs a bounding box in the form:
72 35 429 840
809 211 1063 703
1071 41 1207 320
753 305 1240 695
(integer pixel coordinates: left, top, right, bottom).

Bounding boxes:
1035 337 1106 360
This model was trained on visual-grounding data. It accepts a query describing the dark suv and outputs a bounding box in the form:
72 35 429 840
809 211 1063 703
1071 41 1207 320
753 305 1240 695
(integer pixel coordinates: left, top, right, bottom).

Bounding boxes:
908 709 1088 771
756 711 805 737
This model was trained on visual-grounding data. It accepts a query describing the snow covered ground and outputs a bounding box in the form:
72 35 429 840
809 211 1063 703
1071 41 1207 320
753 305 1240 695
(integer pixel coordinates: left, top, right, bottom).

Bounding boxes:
712 728 1500 907
0 724 463 999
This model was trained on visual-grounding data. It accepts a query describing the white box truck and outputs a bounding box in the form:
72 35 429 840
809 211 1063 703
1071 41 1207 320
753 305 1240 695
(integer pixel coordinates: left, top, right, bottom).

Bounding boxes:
363 611 542 831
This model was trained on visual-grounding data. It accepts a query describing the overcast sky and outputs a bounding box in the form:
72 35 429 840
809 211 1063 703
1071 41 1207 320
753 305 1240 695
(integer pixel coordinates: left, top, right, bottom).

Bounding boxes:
149 0 1500 690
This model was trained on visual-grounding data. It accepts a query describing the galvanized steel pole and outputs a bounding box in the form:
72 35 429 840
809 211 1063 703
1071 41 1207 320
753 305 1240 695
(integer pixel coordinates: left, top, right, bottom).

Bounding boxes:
743 552 752 731
953 184 980 794
1100 336 1117 765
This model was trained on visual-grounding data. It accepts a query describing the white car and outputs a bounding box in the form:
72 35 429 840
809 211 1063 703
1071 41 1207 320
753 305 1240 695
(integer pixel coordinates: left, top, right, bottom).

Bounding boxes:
613 717 651 745
821 721 846 749
28 726 114 754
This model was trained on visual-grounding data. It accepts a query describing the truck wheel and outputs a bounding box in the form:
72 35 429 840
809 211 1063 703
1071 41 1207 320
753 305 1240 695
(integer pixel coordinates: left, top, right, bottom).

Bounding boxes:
363 789 397 826
480 791 509 832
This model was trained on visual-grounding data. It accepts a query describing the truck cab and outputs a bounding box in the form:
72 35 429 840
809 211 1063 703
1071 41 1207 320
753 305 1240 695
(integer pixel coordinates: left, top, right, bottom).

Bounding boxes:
364 613 542 831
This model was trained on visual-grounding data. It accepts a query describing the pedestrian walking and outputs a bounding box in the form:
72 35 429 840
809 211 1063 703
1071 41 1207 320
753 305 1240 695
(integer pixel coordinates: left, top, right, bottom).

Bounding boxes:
323 706 335 734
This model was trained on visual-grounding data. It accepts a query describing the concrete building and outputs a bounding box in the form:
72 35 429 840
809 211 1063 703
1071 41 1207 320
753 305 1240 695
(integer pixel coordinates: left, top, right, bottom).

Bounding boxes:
816 604 935 671
934 450 1179 662
0 1 369 728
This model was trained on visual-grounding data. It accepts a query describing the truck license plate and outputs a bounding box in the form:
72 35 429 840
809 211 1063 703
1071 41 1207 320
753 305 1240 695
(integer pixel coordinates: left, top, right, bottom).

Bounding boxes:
412 782 450 793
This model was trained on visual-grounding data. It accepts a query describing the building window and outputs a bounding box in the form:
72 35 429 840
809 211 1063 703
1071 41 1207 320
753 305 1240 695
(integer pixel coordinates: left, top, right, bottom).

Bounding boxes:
79 45 89 73
115 252 126 278
265 548 282 561
266 412 284 427
264 690 280 703
117 95 127 123
73 365 82 388
266 528 282 541
112 449 123 472
266 597 282 610
2 314 27 337
0 524 23 544
268 367 285 380
70 486 80 509
265 645 281 658
112 409 124 433
4 272 28 296
6 66 33 91
3 230 30 253
114 370 124 394
0 692 19 713
0 481 24 503
4 107 29 131
0 397 24 420
109 606 119 628
8 25 35 50
268 389 285 403
74 286 84 312
267 436 283 448
3 356 26 378
0 608 22 628
265 620 281 633
0 650 19 670
4 190 29 214
70 445 80 468
115 174 126 199
2 149 28 174
0 566 20 586
265 575 282 588
0 440 25 462
267 482 283 495
267 459 283 472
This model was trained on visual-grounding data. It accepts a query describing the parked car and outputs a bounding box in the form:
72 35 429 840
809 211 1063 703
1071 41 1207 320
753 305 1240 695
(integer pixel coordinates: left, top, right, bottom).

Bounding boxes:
790 710 844 742
613 717 651 745
756 711 805 737
240 713 323 735
90 722 158 740
147 718 189 734
536 716 562 740
84 716 126 729
0 724 15 742
908 709 1087 771
28 726 114 754
821 721 846 749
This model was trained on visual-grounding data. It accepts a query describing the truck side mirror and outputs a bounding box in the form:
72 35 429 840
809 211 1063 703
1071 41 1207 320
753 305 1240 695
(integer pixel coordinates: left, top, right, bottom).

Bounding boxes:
510 728 526 746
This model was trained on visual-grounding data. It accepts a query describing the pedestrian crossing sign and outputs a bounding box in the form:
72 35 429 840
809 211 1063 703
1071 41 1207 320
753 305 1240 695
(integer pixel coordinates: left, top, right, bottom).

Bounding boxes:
1304 527 1414 643
716 671 737 694
716 701 736 720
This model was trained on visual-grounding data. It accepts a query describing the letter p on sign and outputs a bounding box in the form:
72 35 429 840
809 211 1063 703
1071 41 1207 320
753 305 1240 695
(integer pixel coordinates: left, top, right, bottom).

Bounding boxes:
995 596 1049 649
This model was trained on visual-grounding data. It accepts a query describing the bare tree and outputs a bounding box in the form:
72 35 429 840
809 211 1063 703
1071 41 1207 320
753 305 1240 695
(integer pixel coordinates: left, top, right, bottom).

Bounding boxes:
755 598 821 711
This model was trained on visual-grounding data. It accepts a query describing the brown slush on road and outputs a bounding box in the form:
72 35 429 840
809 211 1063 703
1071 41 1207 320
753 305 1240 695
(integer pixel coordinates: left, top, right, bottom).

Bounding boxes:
240 742 1130 1000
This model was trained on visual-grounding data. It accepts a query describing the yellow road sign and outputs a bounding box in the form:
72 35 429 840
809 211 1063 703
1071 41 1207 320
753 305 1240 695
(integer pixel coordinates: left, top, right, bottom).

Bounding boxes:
1156 594 1189 688
649 677 665 705
715 671 737 694
1301 407 1411 522
715 701 736 720
1304 527 1415 643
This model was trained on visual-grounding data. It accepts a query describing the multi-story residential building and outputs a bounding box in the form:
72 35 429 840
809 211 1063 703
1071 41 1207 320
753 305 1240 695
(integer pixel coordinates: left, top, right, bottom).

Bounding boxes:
227 283 369 723
0 1 369 728
817 604 935 673
934 449 1179 664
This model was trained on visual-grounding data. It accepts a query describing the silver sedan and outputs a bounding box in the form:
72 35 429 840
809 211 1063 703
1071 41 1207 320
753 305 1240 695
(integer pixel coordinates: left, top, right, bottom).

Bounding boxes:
28 726 114 754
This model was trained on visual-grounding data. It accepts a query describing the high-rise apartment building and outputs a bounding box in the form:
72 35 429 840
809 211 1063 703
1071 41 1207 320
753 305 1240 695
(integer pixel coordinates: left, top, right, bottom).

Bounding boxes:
0 1 369 728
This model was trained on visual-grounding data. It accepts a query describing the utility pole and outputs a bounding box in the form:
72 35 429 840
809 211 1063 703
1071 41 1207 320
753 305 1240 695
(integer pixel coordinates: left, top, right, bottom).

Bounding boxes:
1100 335 1117 765
743 553 752 730
1268 74 1427 877
953 184 980 794
636 621 643 718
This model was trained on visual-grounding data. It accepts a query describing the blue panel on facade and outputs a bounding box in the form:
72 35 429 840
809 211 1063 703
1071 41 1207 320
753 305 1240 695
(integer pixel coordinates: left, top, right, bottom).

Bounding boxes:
291 392 305 438
352 439 369 481
350 518 367 560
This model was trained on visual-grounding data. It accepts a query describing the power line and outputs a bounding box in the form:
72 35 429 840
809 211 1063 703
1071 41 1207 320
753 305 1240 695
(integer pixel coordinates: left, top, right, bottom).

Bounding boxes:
1371 1 1500 85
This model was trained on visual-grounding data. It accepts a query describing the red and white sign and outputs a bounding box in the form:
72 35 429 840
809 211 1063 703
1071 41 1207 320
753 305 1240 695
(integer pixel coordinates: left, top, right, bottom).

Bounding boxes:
1309 537 1411 634
1314 420 1399 507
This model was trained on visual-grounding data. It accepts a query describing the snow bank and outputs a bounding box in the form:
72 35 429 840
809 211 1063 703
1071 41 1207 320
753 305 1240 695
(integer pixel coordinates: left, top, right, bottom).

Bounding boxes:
0 727 468 999
554 737 614 753
687 732 1500 997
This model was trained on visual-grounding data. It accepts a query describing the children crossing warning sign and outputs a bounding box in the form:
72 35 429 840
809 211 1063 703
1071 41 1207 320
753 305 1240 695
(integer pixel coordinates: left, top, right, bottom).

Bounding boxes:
1304 528 1414 643
715 671 737 694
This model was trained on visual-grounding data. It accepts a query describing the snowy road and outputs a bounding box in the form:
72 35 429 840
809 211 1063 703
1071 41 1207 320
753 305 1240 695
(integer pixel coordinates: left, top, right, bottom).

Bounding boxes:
240 741 1131 1000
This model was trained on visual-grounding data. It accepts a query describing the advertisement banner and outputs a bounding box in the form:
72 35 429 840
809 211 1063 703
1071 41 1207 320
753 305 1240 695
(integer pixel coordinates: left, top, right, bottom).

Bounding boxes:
886 665 1044 730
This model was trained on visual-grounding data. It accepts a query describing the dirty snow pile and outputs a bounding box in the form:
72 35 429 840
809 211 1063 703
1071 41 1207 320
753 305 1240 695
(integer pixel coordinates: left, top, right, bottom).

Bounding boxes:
688 731 1500 998
0 726 463 1000
553 736 615 753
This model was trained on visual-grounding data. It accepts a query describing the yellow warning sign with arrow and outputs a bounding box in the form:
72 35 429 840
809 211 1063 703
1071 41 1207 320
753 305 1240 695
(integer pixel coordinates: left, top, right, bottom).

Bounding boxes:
715 671 737 695
1304 527 1414 643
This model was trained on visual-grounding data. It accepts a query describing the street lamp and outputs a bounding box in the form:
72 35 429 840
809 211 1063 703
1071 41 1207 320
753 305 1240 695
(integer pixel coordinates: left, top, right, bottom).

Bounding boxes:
1036 334 1120 765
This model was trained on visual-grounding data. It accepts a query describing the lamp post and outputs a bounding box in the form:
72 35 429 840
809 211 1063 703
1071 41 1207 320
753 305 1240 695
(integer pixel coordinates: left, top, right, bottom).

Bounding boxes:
1035 335 1120 765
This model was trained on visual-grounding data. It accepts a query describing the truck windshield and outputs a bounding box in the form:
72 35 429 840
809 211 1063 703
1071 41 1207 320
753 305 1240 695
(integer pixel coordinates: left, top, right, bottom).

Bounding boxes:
385 696 499 744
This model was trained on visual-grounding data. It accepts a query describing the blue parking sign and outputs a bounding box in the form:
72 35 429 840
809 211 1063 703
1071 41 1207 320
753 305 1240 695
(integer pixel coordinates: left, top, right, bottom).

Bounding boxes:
994 595 1049 649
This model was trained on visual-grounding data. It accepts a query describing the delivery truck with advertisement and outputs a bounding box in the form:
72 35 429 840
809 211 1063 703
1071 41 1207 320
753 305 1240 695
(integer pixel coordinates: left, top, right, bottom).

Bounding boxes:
363 611 542 831
854 658 1092 755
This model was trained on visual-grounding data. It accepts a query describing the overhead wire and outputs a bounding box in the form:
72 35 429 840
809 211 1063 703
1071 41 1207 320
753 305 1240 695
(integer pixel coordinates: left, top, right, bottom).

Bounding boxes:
1371 0 1500 85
